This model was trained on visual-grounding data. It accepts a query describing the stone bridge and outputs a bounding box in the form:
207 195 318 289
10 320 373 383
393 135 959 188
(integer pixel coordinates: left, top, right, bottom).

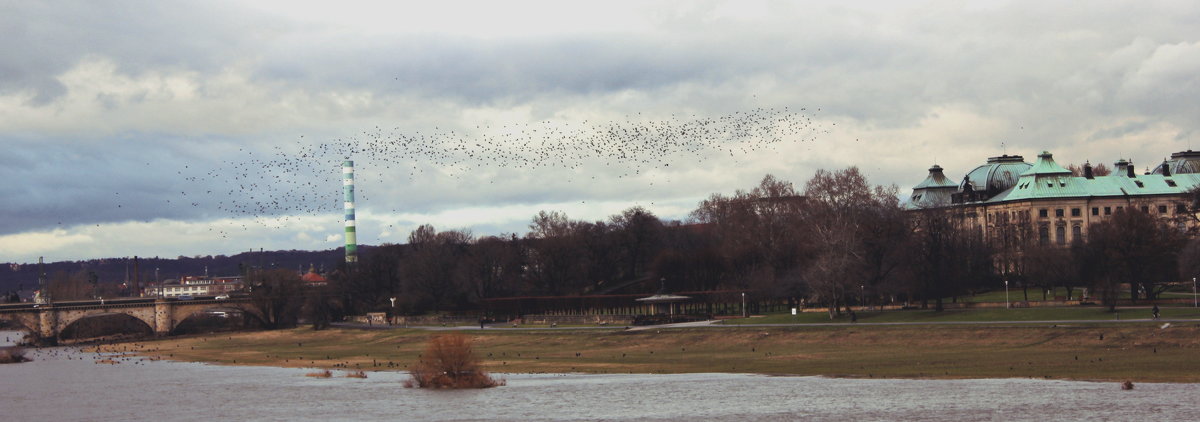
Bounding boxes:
0 298 260 344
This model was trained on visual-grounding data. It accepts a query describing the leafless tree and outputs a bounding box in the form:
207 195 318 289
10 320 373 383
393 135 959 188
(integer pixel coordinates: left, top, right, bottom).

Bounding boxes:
1083 208 1183 310
248 268 305 328
801 167 899 318
1066 163 1111 177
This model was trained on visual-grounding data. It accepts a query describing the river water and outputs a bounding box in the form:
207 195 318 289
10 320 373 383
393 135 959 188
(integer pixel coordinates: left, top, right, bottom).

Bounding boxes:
3 331 1197 421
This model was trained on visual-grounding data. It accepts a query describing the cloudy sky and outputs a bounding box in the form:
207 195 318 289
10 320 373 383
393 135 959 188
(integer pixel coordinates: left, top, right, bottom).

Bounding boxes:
3 0 1200 264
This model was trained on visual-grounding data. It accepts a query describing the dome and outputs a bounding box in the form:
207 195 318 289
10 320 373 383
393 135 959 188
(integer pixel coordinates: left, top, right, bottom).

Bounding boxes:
1152 150 1200 175
907 164 958 209
1020 151 1072 177
301 265 327 284
961 155 1031 195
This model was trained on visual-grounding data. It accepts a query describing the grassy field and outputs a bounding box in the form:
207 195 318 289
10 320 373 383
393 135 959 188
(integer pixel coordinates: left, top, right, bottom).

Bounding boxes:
117 321 1200 383
724 306 1200 325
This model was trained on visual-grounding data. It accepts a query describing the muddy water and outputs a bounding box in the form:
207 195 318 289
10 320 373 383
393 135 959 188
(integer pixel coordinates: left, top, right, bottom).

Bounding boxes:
3 331 1197 421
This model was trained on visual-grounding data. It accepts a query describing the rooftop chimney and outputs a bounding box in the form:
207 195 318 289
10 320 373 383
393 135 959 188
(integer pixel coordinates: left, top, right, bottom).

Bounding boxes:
1162 159 1172 177
1083 161 1094 179
1127 160 1136 178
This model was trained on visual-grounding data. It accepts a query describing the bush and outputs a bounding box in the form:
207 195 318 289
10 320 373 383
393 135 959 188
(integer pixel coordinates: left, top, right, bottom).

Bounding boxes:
306 369 332 378
407 333 502 389
0 346 28 364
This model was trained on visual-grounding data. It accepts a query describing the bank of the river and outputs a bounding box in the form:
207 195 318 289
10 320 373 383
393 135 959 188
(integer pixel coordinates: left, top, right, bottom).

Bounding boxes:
113 322 1200 383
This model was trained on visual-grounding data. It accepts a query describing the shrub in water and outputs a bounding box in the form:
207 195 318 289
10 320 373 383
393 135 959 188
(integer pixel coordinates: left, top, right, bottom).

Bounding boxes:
306 369 332 378
0 346 28 364
407 333 501 389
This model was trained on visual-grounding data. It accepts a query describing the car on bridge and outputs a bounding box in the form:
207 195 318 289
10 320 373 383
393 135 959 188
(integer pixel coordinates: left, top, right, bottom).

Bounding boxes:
214 294 230 300
176 295 194 301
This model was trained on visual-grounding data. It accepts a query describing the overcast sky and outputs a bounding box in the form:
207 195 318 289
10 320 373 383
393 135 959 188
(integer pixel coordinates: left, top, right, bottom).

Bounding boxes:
3 0 1200 264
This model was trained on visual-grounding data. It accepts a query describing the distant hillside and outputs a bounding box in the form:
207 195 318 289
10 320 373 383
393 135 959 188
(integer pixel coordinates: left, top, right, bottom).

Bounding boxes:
0 246 375 294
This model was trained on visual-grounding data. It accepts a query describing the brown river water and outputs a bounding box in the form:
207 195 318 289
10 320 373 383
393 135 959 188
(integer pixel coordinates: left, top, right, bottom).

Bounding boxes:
3 331 1197 421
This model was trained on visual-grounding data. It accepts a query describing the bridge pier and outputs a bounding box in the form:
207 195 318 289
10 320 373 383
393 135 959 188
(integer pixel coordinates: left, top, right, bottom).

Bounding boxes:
154 299 172 335
38 307 58 345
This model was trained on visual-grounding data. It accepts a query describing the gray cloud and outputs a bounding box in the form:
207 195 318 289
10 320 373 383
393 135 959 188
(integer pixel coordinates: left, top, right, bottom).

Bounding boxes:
4 0 1200 262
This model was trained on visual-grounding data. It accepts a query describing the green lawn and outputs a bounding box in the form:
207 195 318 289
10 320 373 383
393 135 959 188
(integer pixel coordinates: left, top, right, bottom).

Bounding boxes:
723 306 1200 325
952 287 1107 303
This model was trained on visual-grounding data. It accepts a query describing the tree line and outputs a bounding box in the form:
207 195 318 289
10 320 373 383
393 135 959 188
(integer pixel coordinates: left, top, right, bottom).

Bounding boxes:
23 166 1200 325
299 167 1200 322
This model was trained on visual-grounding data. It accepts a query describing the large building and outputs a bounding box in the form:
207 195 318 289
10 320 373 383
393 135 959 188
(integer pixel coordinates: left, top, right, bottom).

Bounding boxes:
906 150 1200 271
148 275 245 298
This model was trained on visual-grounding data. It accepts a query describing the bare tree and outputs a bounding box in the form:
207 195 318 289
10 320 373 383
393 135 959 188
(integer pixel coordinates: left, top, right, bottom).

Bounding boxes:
47 270 92 301
1083 208 1183 310
248 268 305 328
1066 163 1111 177
462 235 524 300
801 167 897 318
690 174 809 296
609 206 664 280
404 226 473 312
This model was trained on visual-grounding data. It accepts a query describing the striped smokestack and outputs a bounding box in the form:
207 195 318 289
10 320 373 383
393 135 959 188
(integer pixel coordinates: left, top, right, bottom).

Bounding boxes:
343 160 358 264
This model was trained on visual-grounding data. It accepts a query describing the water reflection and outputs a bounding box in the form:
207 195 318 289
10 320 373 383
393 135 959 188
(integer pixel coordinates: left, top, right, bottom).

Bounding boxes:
3 330 1197 421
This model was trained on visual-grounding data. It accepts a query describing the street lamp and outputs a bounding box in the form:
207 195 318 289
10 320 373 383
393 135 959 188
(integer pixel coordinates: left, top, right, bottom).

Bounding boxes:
1193 277 1197 308
1005 279 1010 309
389 297 397 326
741 292 747 318
860 285 865 310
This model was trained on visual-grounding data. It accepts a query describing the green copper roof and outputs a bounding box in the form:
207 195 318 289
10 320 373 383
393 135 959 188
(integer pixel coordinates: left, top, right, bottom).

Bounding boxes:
963 155 1030 193
907 164 959 209
1020 151 1072 176
988 172 1200 203
912 165 958 190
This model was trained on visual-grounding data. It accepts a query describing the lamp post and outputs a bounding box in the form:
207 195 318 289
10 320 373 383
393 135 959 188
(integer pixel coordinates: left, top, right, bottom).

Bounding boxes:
1005 279 1010 309
389 297 396 326
741 292 747 318
860 284 865 311
1193 277 1197 308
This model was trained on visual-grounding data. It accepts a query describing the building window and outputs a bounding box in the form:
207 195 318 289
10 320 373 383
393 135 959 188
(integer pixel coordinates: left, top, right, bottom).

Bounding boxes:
1039 209 1048 218
1039 225 1050 245
1104 206 1112 215
1072 225 1082 242
1141 206 1150 213
1159 205 1168 214
1178 204 1188 214
1092 207 1099 216
1055 209 1064 217
1056 226 1066 245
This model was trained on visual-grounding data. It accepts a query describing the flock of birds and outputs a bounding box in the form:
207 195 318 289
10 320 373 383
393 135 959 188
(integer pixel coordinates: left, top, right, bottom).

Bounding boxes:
160 107 829 236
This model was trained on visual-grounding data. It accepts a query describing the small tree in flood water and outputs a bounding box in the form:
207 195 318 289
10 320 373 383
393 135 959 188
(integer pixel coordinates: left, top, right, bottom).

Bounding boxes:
0 346 28 363
407 333 502 389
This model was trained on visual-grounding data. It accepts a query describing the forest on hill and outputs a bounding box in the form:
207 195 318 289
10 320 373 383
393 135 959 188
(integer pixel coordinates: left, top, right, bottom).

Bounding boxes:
0 247 355 296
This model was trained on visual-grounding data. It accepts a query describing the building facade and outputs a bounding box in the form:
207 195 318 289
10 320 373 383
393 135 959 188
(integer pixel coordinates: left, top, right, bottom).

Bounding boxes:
148 276 245 298
907 150 1200 273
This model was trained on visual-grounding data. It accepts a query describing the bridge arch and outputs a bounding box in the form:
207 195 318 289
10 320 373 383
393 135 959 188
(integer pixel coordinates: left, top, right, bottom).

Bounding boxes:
0 313 40 342
54 306 157 339
58 312 155 341
166 301 265 334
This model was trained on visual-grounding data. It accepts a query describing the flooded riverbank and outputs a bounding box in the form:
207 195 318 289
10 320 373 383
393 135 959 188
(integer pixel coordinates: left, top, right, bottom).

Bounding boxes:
5 331 1199 421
